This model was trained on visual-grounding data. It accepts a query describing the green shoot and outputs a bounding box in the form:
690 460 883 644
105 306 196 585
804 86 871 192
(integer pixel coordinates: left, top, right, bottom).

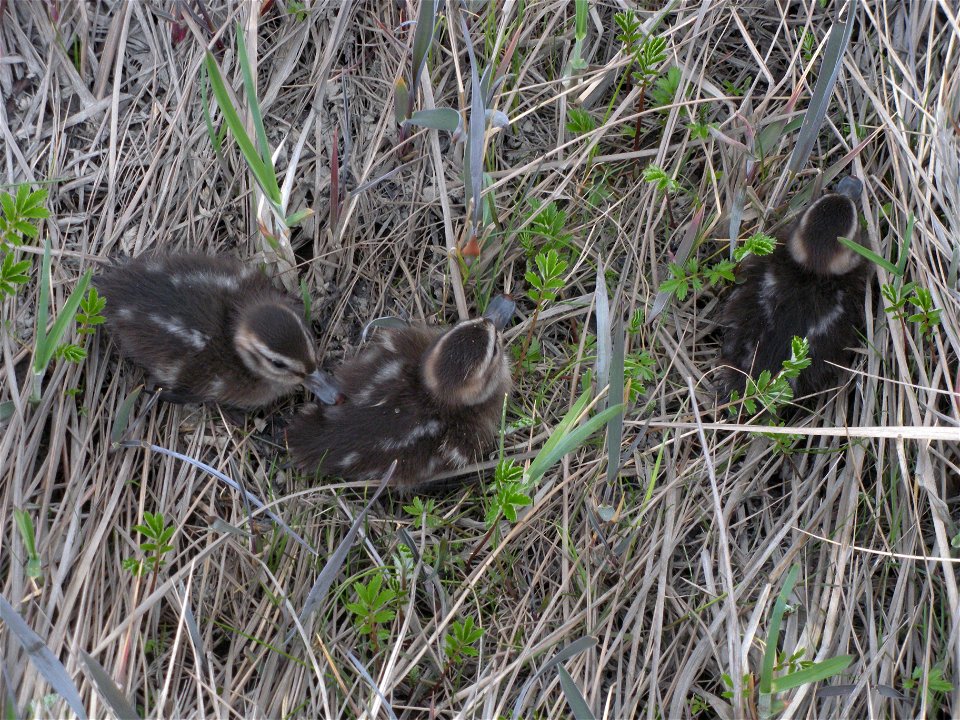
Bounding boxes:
345 574 397 652
485 458 530 529
403 497 442 530
0 184 49 298
568 0 589 72
31 240 92 403
0 185 49 248
734 233 777 262
731 337 811 416
122 511 176 580
445 616 483 664
0 253 31 297
903 665 954 706
642 164 681 194
756 564 854 718
13 509 43 580
882 282 942 337
526 249 568 305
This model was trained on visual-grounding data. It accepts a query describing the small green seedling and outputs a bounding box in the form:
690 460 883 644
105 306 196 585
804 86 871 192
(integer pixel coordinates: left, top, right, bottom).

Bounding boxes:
13 509 43 580
526 249 568 305
345 573 397 652
730 337 811 416
642 164 681 195
734 233 777 262
403 497 442 530
485 458 530 530
444 616 484 666
903 664 954 707
31 240 92 403
123 511 176 579
0 184 49 298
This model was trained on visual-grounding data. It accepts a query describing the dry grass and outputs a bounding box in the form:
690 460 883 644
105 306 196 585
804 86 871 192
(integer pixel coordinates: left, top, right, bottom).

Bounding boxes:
2 0 959 718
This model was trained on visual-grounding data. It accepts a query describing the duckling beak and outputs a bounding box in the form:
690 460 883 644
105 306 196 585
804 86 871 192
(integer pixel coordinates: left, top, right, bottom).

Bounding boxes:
303 369 343 405
482 294 516 331
835 176 863 201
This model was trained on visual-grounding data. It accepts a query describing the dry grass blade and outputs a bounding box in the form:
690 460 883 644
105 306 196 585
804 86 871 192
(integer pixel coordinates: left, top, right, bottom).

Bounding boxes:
287 462 395 644
79 650 140 720
786 0 858 175
511 636 597 719
557 664 595 720
0 593 87 720
118 440 317 556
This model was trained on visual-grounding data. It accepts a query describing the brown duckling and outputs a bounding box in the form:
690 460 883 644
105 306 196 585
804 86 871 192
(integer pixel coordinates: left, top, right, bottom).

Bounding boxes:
287 296 515 488
96 253 340 410
717 176 869 401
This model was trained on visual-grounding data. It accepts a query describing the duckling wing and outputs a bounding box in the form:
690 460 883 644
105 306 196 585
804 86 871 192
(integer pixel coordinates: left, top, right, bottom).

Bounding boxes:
286 403 446 486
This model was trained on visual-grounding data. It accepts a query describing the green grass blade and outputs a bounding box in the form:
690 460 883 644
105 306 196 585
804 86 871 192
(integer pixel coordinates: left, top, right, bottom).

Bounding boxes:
0 593 88 719
770 655 854 693
511 636 597 719
527 403 625 486
837 236 898 275
759 564 801 695
33 269 91 373
404 108 462 132
80 650 141 720
200 70 222 157
35 237 51 348
605 319 625 489
594 265 611 391
203 52 281 206
786 0 857 174
411 0 438 90
234 22 279 204
557 665 595 720
110 386 142 446
896 213 914 276
535 389 593 466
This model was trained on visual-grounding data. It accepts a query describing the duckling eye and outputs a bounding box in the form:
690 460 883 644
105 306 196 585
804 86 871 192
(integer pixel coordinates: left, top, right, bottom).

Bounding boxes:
271 359 288 370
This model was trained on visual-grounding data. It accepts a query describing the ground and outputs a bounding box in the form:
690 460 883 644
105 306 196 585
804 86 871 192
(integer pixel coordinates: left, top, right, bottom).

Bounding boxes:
1 1 959 718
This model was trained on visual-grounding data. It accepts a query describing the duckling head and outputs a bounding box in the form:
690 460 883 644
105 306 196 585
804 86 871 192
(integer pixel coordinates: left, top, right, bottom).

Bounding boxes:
787 176 863 276
234 302 341 403
421 299 513 409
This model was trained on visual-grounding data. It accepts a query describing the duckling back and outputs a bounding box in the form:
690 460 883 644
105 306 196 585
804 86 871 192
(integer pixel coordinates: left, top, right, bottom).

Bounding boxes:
287 321 512 488
97 254 317 409
717 181 870 402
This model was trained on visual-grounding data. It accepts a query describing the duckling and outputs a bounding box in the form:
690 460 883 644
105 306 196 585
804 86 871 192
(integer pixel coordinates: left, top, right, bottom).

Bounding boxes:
717 176 869 401
287 295 516 488
96 253 340 410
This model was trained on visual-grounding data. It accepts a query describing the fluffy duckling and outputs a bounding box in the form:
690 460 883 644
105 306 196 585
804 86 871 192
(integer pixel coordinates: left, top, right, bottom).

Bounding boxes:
96 254 340 410
287 296 515 488
717 176 869 400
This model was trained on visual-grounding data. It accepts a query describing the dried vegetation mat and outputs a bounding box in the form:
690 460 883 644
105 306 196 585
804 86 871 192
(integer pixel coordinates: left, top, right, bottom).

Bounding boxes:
2 0 960 718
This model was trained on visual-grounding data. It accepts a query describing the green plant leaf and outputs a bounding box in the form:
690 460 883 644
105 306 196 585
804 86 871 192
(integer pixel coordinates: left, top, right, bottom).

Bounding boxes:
526 402 625 486
404 108 462 133
837 236 899 275
770 655 854 693
557 665 596 720
203 52 282 207
234 23 279 202
760 564 801 695
786 0 857 174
